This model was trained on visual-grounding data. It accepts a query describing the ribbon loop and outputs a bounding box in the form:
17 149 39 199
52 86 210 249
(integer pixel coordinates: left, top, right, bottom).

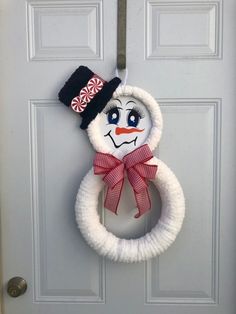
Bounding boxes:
123 144 154 169
94 152 121 171
134 163 157 180
93 144 158 218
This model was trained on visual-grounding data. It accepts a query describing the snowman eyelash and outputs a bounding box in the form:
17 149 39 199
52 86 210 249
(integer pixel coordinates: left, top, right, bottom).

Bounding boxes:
104 103 122 114
126 106 145 119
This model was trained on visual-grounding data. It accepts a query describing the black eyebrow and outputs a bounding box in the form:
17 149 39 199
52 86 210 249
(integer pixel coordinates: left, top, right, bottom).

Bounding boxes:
114 98 122 104
126 100 136 106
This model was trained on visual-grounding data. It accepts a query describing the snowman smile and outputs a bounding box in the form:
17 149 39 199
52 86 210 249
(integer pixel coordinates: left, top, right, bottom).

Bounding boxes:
104 130 137 149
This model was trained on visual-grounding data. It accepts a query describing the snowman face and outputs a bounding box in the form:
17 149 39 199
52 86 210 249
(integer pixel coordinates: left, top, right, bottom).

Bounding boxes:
99 96 152 158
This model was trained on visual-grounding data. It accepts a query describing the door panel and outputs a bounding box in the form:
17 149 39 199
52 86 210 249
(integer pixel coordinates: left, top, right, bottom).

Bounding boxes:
1 0 236 313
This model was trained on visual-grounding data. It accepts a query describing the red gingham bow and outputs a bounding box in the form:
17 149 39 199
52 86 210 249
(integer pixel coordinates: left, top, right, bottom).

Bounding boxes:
93 144 158 218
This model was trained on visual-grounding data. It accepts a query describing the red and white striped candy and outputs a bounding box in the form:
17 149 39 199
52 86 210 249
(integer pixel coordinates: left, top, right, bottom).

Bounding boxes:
71 96 86 113
70 74 106 114
80 87 93 103
87 76 104 94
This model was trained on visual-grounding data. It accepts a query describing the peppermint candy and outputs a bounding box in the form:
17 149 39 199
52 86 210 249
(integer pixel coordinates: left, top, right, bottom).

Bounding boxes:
87 76 104 94
70 74 106 113
80 87 94 103
71 96 86 113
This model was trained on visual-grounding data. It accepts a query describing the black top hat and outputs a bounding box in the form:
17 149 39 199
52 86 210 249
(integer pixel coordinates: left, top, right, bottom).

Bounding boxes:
58 66 121 129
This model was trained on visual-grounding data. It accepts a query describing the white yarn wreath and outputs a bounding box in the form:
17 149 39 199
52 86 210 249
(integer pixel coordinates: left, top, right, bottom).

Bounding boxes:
75 85 185 262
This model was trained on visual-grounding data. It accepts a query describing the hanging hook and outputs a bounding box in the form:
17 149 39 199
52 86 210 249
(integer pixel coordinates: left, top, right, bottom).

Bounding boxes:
117 0 127 70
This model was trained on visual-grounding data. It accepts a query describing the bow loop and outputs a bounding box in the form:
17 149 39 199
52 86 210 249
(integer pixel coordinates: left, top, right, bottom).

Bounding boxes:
93 144 158 217
134 163 157 180
123 144 154 169
94 152 121 174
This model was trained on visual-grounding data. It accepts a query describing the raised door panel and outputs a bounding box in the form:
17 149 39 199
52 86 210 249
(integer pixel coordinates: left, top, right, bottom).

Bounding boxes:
27 0 103 60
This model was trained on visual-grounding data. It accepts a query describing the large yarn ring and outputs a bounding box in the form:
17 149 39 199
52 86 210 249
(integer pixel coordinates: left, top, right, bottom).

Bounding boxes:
75 157 185 262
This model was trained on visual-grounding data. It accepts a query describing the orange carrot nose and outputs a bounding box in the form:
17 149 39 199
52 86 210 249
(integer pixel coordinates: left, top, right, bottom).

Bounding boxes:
115 127 144 135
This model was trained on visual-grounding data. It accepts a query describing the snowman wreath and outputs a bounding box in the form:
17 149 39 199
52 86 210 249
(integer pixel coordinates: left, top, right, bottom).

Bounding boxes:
59 66 185 262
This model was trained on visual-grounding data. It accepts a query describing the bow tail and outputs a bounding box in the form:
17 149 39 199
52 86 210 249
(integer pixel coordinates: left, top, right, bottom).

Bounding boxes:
104 180 124 215
134 188 151 218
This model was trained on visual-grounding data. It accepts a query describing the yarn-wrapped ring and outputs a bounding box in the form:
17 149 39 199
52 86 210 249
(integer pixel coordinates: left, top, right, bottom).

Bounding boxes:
75 157 185 262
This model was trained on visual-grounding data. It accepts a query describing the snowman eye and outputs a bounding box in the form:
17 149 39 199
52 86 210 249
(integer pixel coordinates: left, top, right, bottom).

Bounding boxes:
106 107 120 125
127 109 142 127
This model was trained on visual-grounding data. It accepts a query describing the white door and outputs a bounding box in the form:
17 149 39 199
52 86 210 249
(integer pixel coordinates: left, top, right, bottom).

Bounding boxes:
1 0 236 313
